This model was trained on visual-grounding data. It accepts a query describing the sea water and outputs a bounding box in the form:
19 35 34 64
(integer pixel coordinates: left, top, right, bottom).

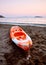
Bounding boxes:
0 17 46 27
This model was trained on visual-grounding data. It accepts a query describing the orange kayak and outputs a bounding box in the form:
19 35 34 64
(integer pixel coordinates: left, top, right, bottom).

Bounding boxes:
10 26 32 51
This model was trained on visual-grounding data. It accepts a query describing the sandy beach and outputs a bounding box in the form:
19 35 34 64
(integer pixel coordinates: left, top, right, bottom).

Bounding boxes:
0 24 46 65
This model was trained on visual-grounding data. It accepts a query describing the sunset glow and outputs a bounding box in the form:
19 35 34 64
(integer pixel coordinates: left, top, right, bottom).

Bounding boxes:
0 0 46 17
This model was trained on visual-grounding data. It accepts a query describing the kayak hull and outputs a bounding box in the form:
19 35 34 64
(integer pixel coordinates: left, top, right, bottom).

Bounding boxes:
10 26 32 51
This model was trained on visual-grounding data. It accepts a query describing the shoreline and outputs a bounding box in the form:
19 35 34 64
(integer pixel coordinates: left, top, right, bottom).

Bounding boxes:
0 22 46 27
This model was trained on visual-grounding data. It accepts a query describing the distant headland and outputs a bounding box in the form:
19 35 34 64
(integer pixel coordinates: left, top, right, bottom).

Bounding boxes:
0 15 5 18
34 16 43 18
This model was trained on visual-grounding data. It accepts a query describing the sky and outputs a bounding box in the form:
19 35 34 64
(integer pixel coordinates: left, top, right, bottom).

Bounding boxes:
0 0 46 17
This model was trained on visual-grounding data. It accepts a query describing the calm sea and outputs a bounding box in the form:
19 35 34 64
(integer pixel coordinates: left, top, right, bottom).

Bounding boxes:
0 17 46 27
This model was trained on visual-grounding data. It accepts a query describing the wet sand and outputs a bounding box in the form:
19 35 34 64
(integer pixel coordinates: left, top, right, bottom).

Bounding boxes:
0 24 46 65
